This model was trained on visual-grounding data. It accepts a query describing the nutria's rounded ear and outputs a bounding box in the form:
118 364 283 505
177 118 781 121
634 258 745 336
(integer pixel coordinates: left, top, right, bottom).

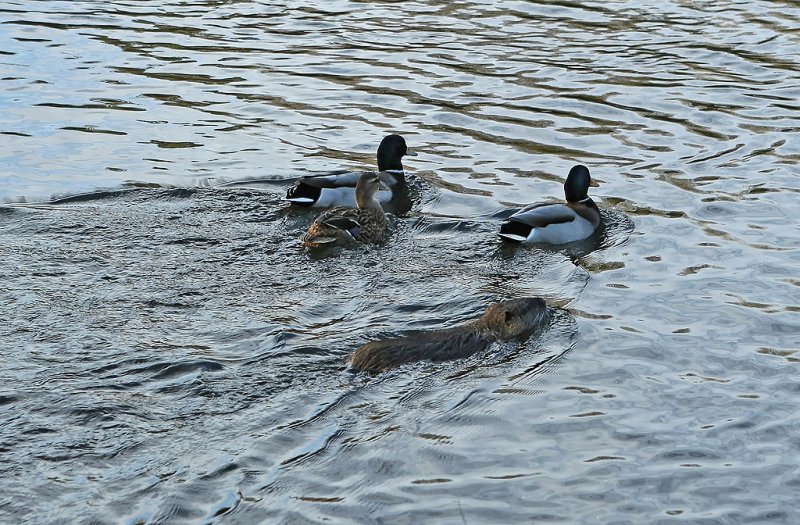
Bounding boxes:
504 310 512 323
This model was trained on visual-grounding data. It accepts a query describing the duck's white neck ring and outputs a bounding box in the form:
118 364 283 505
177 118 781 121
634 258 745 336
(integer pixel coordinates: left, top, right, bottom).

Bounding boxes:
578 197 592 203
382 169 404 175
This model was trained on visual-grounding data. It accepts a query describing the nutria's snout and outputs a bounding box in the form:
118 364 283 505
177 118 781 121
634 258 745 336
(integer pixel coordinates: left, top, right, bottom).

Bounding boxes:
519 296 551 328
484 297 550 339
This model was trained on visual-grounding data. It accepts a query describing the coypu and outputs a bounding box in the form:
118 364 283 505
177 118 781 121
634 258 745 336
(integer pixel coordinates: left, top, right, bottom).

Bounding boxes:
302 173 386 247
350 297 550 373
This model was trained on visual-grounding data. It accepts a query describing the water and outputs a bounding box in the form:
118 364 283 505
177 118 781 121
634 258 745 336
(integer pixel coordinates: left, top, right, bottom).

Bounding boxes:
1 1 799 523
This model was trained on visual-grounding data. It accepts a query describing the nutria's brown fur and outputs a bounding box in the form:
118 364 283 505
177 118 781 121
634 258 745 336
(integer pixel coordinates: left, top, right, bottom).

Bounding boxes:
350 297 550 373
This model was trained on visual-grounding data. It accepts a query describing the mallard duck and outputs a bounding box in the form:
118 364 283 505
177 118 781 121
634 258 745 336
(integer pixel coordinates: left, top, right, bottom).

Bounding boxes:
303 173 387 247
499 165 601 244
286 134 416 208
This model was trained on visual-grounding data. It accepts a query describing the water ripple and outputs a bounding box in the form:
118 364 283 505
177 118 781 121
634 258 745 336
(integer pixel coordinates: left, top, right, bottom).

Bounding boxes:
2 1 799 524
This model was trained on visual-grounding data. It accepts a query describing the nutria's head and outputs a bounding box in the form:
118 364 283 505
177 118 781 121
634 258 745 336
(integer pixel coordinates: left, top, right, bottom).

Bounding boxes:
482 297 550 340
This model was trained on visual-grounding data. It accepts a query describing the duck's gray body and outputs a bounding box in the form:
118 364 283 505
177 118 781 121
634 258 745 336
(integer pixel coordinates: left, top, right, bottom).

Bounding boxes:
499 165 601 244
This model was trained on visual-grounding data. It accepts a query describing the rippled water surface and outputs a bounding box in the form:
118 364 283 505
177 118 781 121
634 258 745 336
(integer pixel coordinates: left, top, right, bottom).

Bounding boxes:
1 1 799 524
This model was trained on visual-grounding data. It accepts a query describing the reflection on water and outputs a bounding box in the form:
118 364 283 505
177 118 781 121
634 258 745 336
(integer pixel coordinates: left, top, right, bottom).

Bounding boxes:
1 1 799 523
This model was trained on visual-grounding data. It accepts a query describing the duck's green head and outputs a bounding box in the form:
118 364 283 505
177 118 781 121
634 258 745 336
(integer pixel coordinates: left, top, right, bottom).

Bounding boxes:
377 134 416 171
564 165 591 203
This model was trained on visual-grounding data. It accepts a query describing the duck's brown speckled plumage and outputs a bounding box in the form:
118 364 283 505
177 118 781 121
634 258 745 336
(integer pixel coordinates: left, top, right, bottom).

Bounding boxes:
303 173 386 247
350 297 550 373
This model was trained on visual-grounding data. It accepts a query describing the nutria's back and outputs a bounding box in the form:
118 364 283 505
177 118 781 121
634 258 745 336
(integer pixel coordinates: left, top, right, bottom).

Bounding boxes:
350 297 549 373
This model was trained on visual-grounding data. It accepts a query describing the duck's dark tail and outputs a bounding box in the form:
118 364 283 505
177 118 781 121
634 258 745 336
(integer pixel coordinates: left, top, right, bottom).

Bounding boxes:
286 182 320 205
498 220 531 243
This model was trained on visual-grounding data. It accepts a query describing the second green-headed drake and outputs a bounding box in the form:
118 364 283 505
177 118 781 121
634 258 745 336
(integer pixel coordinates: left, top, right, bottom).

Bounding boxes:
499 165 601 245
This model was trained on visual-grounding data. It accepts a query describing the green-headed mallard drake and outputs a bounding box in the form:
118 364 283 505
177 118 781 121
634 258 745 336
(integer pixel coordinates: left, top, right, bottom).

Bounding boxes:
499 165 601 245
303 173 387 247
286 134 416 208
